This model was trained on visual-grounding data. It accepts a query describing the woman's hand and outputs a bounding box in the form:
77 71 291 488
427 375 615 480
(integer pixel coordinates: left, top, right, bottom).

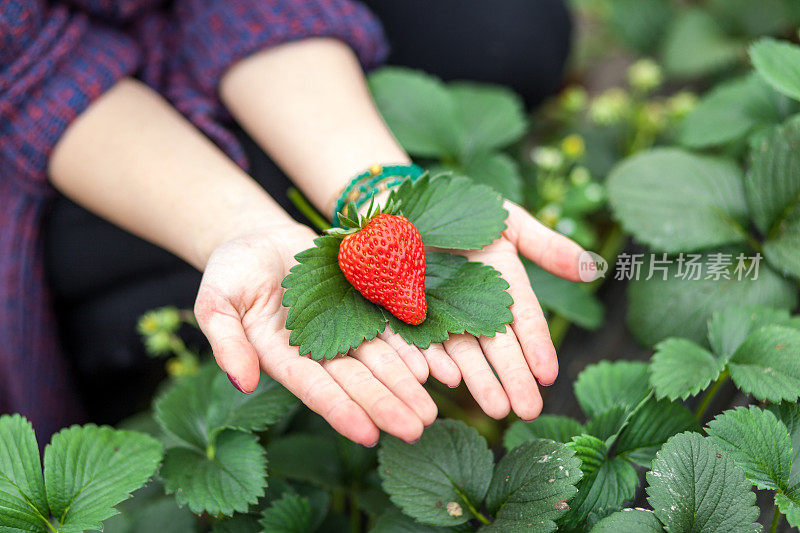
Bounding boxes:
193 223 437 447
381 202 589 422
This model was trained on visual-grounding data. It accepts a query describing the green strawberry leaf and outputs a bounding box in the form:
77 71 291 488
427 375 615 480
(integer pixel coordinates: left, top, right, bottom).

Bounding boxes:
266 434 344 489
259 493 321 533
503 415 584 451
559 435 638 529
450 152 523 203
574 361 651 419
706 406 793 491
368 68 527 163
627 253 797 347
385 252 512 348
482 440 582 533
584 407 629 445
750 38 800 102
154 364 296 449
282 174 511 359
766 401 800 484
0 414 50 532
707 305 793 360
449 82 527 157
44 425 163 532
649 338 726 400
763 203 800 280
284 245 512 358
370 509 469 532
389 174 507 250
282 234 388 359
745 115 800 236
606 148 748 253
678 74 790 149
747 115 800 279
99 496 196 533
377 419 493 526
615 398 701 468
590 509 664 532
776 488 800 528
160 430 266 516
728 325 800 402
646 432 760 533
660 9 742 79
368 68 462 159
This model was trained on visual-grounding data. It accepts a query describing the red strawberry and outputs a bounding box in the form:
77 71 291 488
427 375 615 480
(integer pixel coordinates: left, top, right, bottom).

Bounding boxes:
329 201 427 325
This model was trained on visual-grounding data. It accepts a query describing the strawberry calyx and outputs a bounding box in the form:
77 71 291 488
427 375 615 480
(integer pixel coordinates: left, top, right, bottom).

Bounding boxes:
325 196 403 238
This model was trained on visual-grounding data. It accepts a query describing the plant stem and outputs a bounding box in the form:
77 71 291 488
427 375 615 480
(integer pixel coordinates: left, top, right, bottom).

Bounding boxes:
455 489 491 525
288 187 330 232
349 491 361 533
770 503 782 533
694 369 729 421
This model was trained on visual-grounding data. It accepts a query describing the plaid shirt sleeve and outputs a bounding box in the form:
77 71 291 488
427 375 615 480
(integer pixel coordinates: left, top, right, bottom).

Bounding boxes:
0 1 140 192
170 0 389 98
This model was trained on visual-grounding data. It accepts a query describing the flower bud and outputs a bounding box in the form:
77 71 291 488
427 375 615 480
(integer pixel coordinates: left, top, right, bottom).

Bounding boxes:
531 146 564 171
628 59 663 93
559 86 588 113
145 330 173 356
666 91 698 120
589 88 630 125
538 204 561 227
569 166 591 186
561 134 586 160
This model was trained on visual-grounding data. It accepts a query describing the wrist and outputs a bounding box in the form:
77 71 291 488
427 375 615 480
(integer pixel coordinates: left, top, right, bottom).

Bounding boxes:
190 189 307 270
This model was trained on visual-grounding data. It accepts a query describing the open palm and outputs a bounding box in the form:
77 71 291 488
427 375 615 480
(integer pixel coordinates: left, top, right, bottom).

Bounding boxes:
405 201 586 421
194 224 436 447
194 202 586 445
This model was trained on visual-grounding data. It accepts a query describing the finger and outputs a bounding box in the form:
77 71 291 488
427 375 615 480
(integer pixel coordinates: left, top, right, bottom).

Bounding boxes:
270 357 380 446
322 357 425 443
378 330 429 383
505 202 586 282
420 343 461 388
490 255 559 386
443 334 510 419
351 340 437 426
194 286 261 393
478 330 543 420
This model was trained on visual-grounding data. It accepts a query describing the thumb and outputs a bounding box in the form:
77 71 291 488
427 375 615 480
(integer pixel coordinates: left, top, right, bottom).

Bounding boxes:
194 286 261 393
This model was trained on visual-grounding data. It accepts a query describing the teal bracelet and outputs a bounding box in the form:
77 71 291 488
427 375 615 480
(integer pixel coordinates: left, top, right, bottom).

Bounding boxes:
331 163 424 226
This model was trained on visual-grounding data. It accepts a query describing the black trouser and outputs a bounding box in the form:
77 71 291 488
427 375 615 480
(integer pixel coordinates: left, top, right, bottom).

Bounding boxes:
44 0 572 424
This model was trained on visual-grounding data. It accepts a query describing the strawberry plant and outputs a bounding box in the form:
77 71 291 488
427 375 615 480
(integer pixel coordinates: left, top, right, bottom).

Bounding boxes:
606 34 800 347
282 174 512 359
0 415 162 532
572 0 800 80
376 308 800 531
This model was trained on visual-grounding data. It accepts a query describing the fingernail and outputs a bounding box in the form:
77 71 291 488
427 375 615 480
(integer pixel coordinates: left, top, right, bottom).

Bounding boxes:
405 437 421 445
364 441 378 448
227 373 247 394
